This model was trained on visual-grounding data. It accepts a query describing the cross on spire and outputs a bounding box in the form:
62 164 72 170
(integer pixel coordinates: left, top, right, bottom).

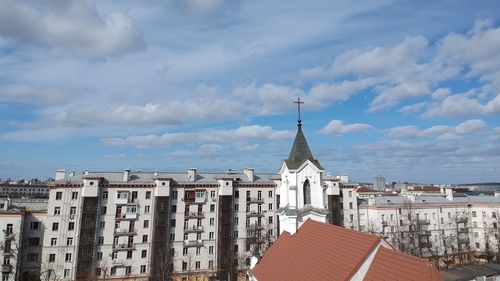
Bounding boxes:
294 97 304 127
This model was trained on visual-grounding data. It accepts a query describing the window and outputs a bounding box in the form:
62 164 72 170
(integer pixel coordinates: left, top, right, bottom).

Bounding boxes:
111 267 116 276
211 190 216 198
70 207 77 215
52 222 59 231
234 191 239 198
49 254 56 262
96 268 101 276
30 221 40 230
258 191 262 200
97 252 103 261
144 220 149 228
51 238 57 246
349 202 353 209
67 237 73 246
182 261 188 271
56 192 62 200
145 205 150 213
183 247 188 255
268 216 273 224
210 204 215 212
100 221 105 229
140 265 146 273
348 191 353 197
210 218 215 226
483 211 486 218
196 247 201 255
68 222 75 231
234 244 238 254
234 204 239 211
28 237 40 246
235 217 239 225
127 251 133 259
27 253 39 262
64 269 70 277
132 191 138 200
98 236 104 245
269 190 273 198
246 204 250 212
126 266 131 275
196 233 202 240
71 191 78 200
54 207 61 215
269 203 273 210
102 191 108 199
142 250 147 258
472 211 477 217
209 260 214 269
6 224 13 235
171 219 176 228
172 191 178 199
145 191 151 199
195 261 201 269
209 246 214 254
209 232 214 239
303 180 311 205
234 231 238 238
143 235 148 243
99 206 106 215
65 253 72 262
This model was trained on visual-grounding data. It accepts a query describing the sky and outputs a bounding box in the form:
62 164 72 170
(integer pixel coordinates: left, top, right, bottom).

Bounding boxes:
1 0 500 184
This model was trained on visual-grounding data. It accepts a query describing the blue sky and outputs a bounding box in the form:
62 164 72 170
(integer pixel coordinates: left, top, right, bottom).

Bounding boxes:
1 0 500 183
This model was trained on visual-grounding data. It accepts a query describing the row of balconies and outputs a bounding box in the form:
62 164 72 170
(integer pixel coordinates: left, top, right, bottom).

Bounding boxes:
112 243 135 251
113 228 137 236
183 240 204 247
184 226 204 233
185 212 204 218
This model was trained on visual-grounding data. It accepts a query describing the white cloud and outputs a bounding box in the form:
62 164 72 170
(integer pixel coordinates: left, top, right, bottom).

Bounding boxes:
0 84 66 104
431 88 451 100
398 102 426 113
171 144 224 158
386 119 486 140
0 0 144 57
320 120 373 135
102 125 294 148
423 93 500 118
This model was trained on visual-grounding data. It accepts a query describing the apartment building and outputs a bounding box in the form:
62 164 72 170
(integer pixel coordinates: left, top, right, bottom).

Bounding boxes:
0 198 47 281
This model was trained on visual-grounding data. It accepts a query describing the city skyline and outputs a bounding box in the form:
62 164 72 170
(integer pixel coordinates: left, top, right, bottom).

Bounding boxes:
1 1 500 183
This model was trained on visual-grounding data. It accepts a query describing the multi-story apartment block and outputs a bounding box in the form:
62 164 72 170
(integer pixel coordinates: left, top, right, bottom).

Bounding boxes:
0 198 47 281
0 184 49 198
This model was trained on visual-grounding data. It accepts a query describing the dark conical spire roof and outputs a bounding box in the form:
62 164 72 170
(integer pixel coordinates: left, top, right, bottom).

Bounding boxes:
285 122 323 170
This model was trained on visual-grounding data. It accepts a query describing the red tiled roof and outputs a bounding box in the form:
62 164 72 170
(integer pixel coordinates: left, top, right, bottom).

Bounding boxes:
411 186 440 192
252 220 381 281
357 186 376 193
364 247 443 281
251 220 443 281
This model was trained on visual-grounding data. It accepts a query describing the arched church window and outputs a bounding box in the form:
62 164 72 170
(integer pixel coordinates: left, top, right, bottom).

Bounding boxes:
303 180 311 205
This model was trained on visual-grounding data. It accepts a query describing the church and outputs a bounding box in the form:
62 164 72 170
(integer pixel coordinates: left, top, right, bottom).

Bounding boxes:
40 99 348 281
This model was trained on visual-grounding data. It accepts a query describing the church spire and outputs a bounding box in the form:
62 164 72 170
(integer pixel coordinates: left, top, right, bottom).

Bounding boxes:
285 98 323 170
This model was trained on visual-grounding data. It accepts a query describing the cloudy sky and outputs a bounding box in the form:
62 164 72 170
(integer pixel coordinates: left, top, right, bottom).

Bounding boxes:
1 0 500 183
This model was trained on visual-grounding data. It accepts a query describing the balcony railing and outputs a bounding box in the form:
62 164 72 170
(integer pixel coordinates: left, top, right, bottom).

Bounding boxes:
184 226 204 233
114 228 137 236
195 196 206 204
115 197 129 205
112 259 124 266
183 240 204 247
115 213 138 220
112 243 135 251
246 211 264 217
1 265 12 273
185 212 204 218
246 197 264 203
417 219 430 225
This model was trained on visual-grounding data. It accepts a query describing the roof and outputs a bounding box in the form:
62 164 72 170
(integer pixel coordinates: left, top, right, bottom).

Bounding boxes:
251 220 443 281
440 263 500 281
409 186 441 192
364 247 442 281
357 186 377 193
284 124 323 170
252 220 381 281
55 171 279 185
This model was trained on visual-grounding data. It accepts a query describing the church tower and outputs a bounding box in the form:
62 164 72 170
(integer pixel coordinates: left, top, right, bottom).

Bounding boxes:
277 98 328 234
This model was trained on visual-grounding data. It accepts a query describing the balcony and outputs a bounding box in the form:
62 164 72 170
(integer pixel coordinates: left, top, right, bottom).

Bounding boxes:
195 195 206 204
116 198 139 206
112 259 125 266
114 228 137 236
116 196 129 205
115 213 138 220
457 217 468 224
184 226 204 233
246 197 264 203
183 240 204 247
1 265 11 273
185 212 204 219
246 211 264 217
417 219 430 225
112 243 135 251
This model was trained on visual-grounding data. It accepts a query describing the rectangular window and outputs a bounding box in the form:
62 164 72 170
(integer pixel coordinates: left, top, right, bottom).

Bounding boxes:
70 207 77 215
145 191 151 199
210 204 215 212
49 254 56 262
171 204 177 212
28 237 40 246
183 247 188 255
71 191 78 200
211 190 216 198
143 235 148 243
102 191 108 199
27 253 39 261
98 236 104 245
258 191 262 200
100 221 105 229
142 250 147 258
64 269 70 277
140 265 146 273
144 220 149 228
195 261 200 269
209 232 214 239
56 192 62 200
65 253 72 262
171 219 176 228
52 222 59 231
209 246 214 254
269 203 273 210
97 252 103 261
111 267 116 276
68 222 75 231
182 262 187 271
268 216 273 224
170 233 175 241
51 238 57 246
196 247 201 255
132 191 138 200
99 206 106 215
269 190 273 198
30 221 40 230
67 237 73 246
54 207 61 215
127 251 133 259
210 218 215 226
145 205 150 213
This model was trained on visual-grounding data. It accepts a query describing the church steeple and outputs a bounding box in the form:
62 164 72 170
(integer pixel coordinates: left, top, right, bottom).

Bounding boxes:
284 98 323 170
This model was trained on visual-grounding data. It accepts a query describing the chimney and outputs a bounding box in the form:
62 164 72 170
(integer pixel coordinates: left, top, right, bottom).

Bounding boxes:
55 170 66 181
84 169 89 175
244 168 255 182
188 168 197 182
445 188 453 201
123 169 131 182
68 170 75 177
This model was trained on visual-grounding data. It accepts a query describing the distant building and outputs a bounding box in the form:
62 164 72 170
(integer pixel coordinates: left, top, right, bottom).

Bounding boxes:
0 183 49 198
373 175 386 191
249 219 442 281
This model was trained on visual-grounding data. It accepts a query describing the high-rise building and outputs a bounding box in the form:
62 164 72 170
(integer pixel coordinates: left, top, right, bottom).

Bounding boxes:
373 175 386 191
